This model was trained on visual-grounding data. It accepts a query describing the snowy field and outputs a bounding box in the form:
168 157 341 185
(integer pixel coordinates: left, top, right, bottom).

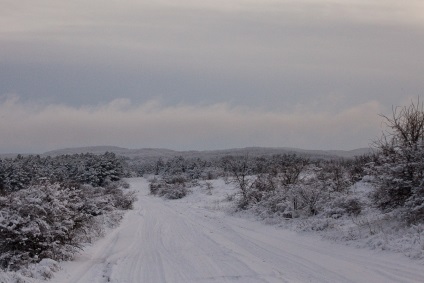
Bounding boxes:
3 177 424 283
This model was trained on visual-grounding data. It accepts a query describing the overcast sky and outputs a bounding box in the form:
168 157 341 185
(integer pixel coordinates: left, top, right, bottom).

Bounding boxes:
1 0 424 153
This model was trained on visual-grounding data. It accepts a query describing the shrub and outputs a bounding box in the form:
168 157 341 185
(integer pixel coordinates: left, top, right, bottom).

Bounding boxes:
368 99 424 224
0 181 136 270
325 195 362 218
149 178 189 199
0 184 88 269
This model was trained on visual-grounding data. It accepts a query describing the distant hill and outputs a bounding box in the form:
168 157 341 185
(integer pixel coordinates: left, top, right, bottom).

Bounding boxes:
43 146 181 161
0 153 32 159
43 146 131 156
41 146 373 161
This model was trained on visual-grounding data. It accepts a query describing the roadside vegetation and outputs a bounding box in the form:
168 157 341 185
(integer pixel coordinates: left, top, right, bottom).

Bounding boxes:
0 152 136 279
146 99 424 261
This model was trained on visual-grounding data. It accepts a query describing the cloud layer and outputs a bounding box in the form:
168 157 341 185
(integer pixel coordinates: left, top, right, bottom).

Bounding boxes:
1 0 423 109
0 95 383 153
1 1 422 152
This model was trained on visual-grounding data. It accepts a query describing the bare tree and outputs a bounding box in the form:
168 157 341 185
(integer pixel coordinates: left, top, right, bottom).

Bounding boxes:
370 98 424 223
271 154 309 185
222 155 256 209
379 98 424 149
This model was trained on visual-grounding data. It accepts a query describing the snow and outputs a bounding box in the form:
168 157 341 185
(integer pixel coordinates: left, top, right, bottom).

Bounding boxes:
33 178 424 283
24 177 421 283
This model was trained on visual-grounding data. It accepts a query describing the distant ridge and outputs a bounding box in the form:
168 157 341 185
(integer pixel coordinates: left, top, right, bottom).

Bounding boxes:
0 153 32 159
41 146 373 161
44 146 130 156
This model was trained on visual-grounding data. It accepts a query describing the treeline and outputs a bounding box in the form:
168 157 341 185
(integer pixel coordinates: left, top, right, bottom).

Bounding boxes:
0 152 130 193
0 152 135 271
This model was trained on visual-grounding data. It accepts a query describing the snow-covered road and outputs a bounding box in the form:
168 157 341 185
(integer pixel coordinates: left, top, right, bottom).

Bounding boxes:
50 178 424 283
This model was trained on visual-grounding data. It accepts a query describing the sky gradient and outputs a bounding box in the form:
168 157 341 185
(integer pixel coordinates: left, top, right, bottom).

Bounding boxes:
1 0 424 153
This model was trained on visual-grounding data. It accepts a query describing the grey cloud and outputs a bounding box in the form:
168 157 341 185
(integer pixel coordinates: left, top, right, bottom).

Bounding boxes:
0 96 383 153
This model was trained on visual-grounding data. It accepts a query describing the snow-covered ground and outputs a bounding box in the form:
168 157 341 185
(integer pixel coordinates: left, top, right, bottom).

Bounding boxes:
9 177 424 283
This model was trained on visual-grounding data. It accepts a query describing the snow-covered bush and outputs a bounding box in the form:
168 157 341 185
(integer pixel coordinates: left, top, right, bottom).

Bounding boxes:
149 177 189 199
367 100 424 224
347 154 375 183
250 187 292 219
20 258 61 280
270 154 309 186
0 184 89 270
317 160 353 193
0 180 135 271
325 195 363 218
293 182 326 216
103 183 137 210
